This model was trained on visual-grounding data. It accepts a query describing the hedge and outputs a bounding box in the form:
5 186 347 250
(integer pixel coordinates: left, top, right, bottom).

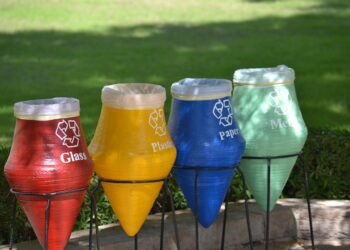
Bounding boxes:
1 128 349 244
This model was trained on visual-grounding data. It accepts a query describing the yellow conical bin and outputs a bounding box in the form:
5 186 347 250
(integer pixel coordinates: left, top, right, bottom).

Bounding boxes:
89 83 176 236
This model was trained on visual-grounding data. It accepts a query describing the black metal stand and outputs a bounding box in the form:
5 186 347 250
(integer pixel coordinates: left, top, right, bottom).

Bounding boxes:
237 168 254 250
172 165 237 250
89 177 181 250
241 152 315 250
9 187 97 250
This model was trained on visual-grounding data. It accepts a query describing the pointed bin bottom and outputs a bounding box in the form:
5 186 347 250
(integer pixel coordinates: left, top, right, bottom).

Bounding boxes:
239 157 297 211
18 192 85 250
174 168 235 228
102 182 163 236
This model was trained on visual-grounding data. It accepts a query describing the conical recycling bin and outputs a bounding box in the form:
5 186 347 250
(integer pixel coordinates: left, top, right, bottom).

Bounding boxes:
168 78 245 228
232 65 308 211
89 83 176 236
4 98 93 249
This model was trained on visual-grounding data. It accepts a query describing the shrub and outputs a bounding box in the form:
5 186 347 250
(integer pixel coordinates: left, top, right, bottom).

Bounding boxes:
74 176 116 231
285 129 350 199
0 147 35 244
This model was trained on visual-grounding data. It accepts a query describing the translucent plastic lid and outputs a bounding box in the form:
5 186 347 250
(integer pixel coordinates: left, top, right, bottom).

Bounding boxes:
171 78 232 100
102 83 166 109
233 65 295 85
14 97 80 120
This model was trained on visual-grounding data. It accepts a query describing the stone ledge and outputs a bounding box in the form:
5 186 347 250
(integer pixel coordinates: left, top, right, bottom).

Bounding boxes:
2 199 349 250
276 199 350 247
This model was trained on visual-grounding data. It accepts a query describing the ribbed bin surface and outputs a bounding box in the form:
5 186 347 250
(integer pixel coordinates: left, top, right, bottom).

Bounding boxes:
169 78 245 227
232 66 308 211
89 84 176 236
4 98 93 249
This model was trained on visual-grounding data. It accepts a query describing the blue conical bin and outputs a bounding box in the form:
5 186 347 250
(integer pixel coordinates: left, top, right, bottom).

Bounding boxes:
168 78 245 227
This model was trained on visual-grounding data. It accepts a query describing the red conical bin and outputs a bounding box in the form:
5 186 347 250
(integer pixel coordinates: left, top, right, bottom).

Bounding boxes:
4 98 93 249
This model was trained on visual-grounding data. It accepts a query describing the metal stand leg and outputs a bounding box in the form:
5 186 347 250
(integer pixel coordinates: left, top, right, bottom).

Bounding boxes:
160 187 165 250
11 194 52 250
44 195 51 250
89 192 94 250
300 156 315 250
9 195 17 250
172 166 237 250
159 179 182 250
134 234 138 250
220 194 228 250
94 177 170 250
164 180 181 250
194 170 199 250
9 188 88 250
242 153 311 250
239 168 253 250
265 159 271 250
89 183 101 250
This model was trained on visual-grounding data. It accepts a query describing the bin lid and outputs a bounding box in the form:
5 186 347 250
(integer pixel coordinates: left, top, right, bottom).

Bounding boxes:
233 65 295 86
102 83 166 109
14 97 80 120
171 78 232 100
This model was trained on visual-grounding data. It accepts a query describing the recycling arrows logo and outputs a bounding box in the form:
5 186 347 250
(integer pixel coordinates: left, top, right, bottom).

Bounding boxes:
149 109 166 136
55 120 80 148
268 89 292 116
213 99 233 127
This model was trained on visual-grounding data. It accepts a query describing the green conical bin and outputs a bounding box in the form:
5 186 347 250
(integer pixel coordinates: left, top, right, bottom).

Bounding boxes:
232 65 308 211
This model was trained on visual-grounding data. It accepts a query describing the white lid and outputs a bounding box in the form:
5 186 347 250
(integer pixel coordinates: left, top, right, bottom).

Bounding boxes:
14 97 80 120
171 78 232 100
233 65 295 85
102 83 166 109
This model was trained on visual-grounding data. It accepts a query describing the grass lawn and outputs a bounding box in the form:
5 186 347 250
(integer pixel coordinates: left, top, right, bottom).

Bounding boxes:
0 0 349 145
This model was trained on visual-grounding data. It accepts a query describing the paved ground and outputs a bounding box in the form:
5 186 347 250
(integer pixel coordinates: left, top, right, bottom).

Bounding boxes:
241 241 350 250
2 240 350 250
249 241 350 250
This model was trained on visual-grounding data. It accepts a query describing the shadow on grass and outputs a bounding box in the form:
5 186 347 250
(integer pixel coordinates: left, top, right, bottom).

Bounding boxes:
246 0 350 8
1 14 349 145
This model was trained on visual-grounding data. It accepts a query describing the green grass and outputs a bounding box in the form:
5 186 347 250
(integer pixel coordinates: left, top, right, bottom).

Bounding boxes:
0 0 350 145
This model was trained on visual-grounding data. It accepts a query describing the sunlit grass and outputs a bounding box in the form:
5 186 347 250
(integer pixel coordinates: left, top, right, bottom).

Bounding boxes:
0 0 335 32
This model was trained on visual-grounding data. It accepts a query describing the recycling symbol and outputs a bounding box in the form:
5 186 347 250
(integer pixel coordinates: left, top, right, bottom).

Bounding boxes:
213 99 233 127
268 89 292 116
149 109 166 136
55 119 80 148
